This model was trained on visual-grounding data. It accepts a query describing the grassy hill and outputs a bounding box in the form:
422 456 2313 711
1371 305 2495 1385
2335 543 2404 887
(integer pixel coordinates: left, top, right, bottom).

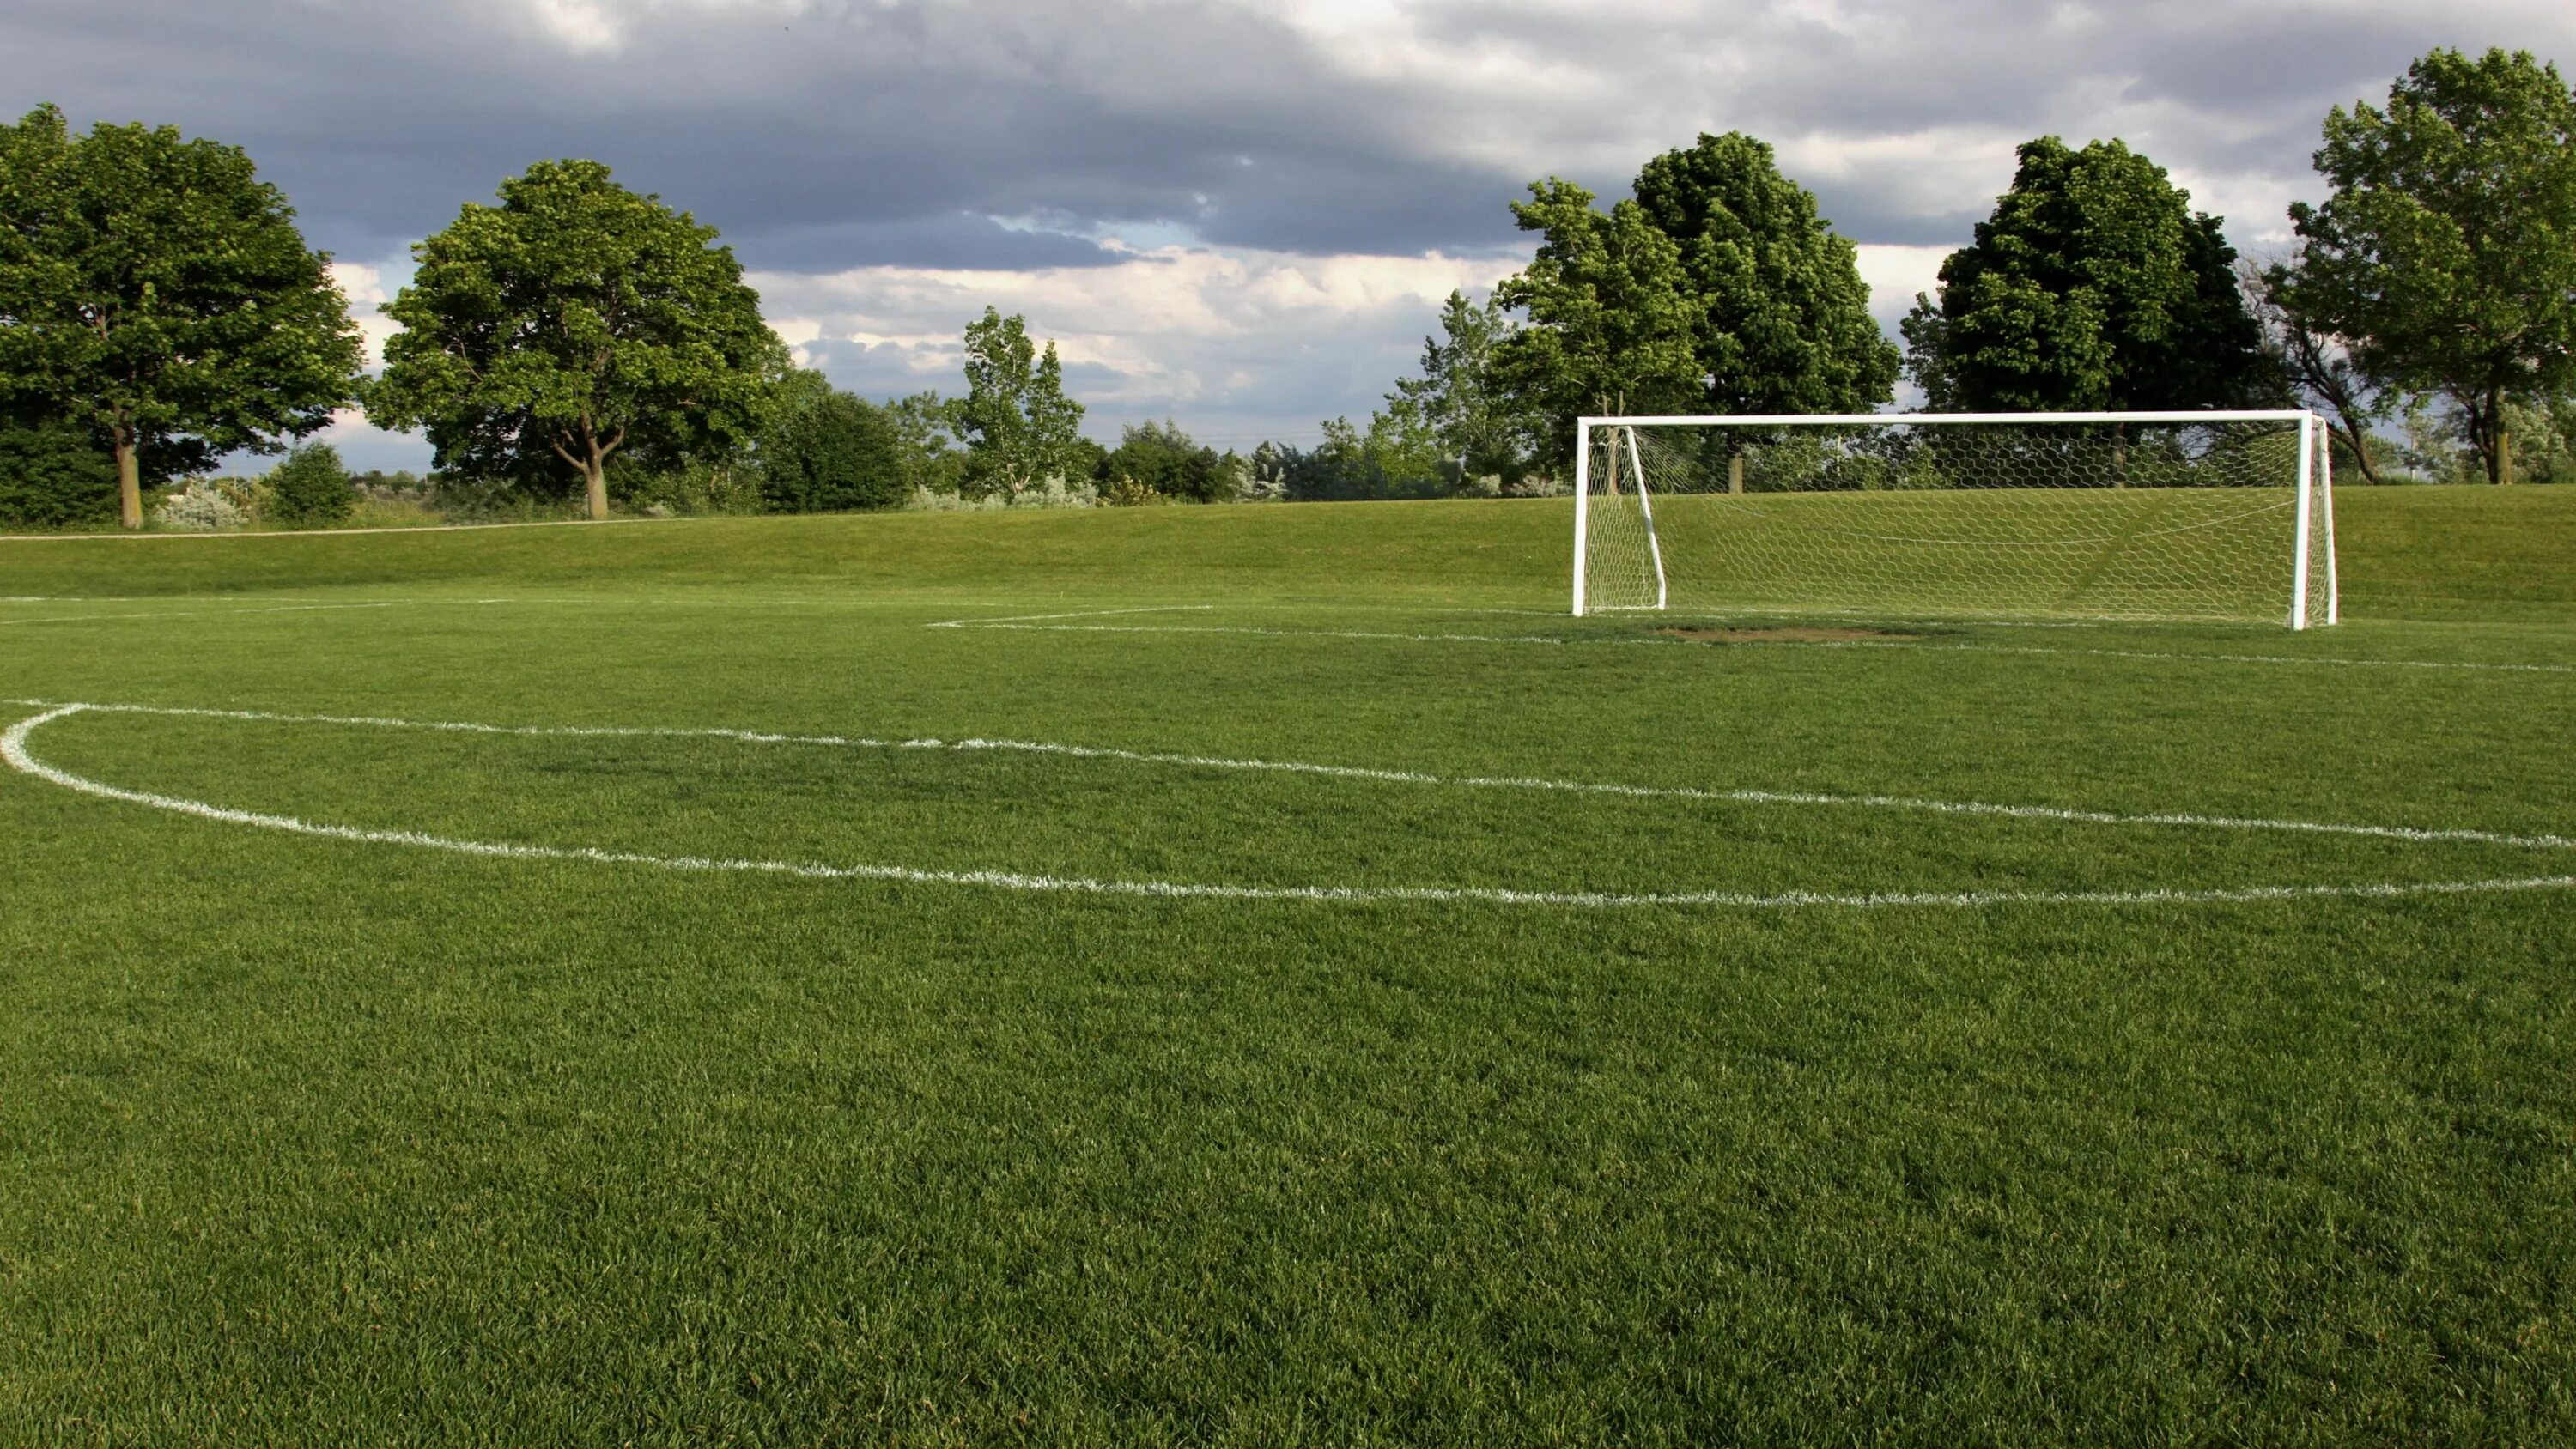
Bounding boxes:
5 484 2569 621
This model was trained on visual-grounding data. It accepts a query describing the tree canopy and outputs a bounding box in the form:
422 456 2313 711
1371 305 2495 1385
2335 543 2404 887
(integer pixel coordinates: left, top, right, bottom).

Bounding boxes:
2284 47 2576 483
1100 420 1236 503
1632 132 1899 415
0 104 361 527
368 158 786 520
758 370 905 513
1492 179 1702 469
1902 136 2267 413
951 307 1087 499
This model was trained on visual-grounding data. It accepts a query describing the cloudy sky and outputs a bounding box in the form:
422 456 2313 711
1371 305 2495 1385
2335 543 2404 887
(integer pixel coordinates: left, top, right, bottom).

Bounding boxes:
5 0 2571 469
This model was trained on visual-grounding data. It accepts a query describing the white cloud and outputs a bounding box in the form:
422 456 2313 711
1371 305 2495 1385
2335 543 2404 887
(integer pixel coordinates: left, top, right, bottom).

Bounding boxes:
754 244 1525 432
327 258 402 370
1851 243 1949 332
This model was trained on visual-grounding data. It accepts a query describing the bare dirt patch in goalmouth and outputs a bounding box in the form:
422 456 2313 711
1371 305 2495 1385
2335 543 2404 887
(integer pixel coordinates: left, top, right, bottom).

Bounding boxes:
1659 626 1924 644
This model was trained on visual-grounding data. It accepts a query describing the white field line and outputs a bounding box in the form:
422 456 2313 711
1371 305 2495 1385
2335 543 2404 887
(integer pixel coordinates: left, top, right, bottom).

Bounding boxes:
5 706 2568 912
0 515 689 543
957 621 1582 646
0 601 428 627
927 604 1216 627
8 698 2571 856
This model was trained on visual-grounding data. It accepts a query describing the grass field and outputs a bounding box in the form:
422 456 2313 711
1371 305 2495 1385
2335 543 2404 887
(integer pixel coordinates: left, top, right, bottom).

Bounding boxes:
3 486 2572 1444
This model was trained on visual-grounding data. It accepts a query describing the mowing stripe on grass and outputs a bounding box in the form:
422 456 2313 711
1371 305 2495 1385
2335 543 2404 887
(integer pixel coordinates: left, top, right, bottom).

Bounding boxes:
7 703 2572 912
929 612 2576 675
1891 643 2576 676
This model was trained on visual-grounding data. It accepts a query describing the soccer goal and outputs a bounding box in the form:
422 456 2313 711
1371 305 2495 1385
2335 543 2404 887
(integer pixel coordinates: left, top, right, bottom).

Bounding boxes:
1572 411 2340 627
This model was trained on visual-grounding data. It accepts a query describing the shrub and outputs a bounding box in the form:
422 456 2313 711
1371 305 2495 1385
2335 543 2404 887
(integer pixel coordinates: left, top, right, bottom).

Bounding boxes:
0 413 118 529
901 476 1097 512
155 477 250 530
1099 420 1232 502
1100 476 1163 506
264 440 356 527
761 391 906 512
615 456 763 516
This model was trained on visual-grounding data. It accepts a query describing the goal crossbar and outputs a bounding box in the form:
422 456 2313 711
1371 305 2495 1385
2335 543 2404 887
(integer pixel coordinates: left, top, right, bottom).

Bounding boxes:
1578 410 2320 427
1572 411 2340 629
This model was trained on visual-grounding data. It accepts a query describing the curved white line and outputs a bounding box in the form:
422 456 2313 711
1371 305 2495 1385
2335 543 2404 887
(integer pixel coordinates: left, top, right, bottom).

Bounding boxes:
10 698 2568 852
7 705 2572 912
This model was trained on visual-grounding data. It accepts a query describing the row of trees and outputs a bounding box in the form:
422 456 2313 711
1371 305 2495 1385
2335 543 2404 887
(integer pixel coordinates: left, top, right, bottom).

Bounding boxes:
0 113 1127 528
5 45 2569 530
1321 45 2575 493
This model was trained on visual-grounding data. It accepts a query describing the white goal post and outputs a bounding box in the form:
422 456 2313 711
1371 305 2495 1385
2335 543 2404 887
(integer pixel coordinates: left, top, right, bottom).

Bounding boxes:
1572 411 2341 628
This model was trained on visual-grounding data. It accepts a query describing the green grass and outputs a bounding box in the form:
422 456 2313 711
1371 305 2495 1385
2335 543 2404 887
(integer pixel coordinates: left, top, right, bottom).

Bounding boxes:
3 488 2572 1445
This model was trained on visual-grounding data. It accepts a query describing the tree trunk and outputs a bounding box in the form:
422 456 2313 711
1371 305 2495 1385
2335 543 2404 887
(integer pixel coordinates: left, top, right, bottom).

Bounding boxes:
113 432 143 529
586 458 609 519
1728 452 1744 494
2500 423 2514 486
2334 421 2381 484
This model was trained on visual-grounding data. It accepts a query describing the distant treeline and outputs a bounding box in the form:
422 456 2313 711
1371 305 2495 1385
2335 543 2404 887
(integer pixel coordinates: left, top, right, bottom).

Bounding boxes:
3 45 2572 530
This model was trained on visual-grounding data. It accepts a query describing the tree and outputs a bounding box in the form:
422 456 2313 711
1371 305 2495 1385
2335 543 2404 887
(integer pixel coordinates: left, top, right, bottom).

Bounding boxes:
1101 420 1230 502
951 307 1087 499
1492 179 1701 470
368 159 786 520
1901 136 2268 412
1633 132 1899 415
2285 47 2576 484
1270 413 1449 501
0 105 361 528
2239 255 2384 482
885 390 968 497
264 439 356 527
1387 291 1531 485
758 371 905 512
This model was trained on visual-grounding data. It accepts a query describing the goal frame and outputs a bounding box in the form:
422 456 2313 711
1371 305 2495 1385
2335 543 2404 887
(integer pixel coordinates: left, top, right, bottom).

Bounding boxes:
1571 410 2342 629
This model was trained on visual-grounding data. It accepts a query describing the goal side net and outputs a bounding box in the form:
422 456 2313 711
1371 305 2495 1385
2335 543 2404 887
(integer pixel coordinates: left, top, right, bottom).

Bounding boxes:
1573 412 2339 627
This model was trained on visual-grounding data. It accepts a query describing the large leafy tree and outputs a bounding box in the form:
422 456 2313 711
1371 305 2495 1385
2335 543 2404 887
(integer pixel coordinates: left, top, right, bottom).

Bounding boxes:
1492 179 1701 470
369 159 785 520
950 306 1087 499
0 104 361 528
2284 48 2576 484
1633 132 1899 415
1901 136 2267 413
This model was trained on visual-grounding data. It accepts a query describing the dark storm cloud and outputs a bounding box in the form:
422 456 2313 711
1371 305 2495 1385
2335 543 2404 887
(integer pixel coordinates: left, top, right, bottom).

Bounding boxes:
5 0 2565 267
0 0 1535 269
9 0 2565 462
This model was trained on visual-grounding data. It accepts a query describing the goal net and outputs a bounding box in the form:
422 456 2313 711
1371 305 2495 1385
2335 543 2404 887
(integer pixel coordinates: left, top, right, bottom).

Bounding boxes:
1574 412 2339 627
